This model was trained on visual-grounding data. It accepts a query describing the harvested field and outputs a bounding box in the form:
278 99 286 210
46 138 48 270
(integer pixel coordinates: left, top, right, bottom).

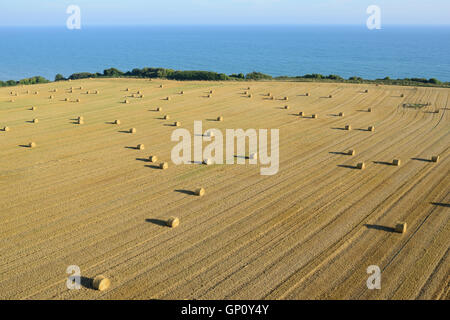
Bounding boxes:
0 79 449 300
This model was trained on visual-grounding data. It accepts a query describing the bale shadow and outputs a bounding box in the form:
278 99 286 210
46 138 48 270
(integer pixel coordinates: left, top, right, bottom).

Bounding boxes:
329 151 348 155
373 161 394 166
355 128 370 132
327 114 340 117
175 189 196 196
125 146 139 150
145 218 168 227
331 127 346 131
206 119 218 122
18 144 31 148
337 164 358 170
234 155 248 160
424 111 439 114
163 123 177 127
25 120 36 123
80 276 94 289
144 165 161 169
136 158 149 162
356 110 370 112
431 202 450 208
105 121 116 125
365 224 395 233
118 130 131 134
411 157 431 162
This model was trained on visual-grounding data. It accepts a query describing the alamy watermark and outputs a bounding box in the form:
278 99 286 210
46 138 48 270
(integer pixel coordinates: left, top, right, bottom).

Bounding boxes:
366 265 381 290
366 5 381 30
171 121 279 176
66 5 81 30
66 265 81 290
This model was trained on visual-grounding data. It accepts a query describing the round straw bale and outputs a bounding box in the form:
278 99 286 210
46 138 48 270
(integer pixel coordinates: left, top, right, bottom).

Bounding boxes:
306 93 310 96
180 91 184 94
298 112 304 116
126 88 129 91
174 121 181 127
33 118 39 123
49 95 54 99
164 115 170 120
203 158 212 165
394 222 407 234
357 162 365 170
284 105 289 110
248 94 252 98
160 84 164 88
210 90 214 94
365 89 369 93
3 126 10 132
114 120 120 125
65 98 69 101
400 94 405 98
368 108 372 112
329 95 333 98
160 162 168 170
345 125 351 130
368 126 375 132
431 155 440 163
29 142 36 148
31 106 37 111
149 155 158 162
124 99 129 104
166 96 171 100
92 275 110 291
137 144 145 150
284 97 288 101
312 114 318 119
167 217 179 228
195 188 205 197
339 112 344 117
157 107 162 111
78 119 84 125
10 99 15 102
217 116 223 122
78 116 84 121
347 149 355 156
76 98 81 102
393 159 401 166
250 153 258 160
130 128 136 134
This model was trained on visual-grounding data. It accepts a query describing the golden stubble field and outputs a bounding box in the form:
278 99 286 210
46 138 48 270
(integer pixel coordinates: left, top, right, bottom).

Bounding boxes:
0 78 449 300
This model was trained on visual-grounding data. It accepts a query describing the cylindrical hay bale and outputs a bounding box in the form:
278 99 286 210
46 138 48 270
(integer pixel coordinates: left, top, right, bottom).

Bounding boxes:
347 149 355 156
393 159 401 166
306 93 310 96
126 88 129 91
79 86 83 90
180 91 184 94
114 120 121 125
130 128 136 134
78 119 84 125
167 217 179 228
149 155 158 163
137 91 142 94
10 99 15 103
140 95 144 98
3 126 10 132
33 118 39 123
157 107 162 112
92 275 110 291
29 142 36 148
164 115 170 120
284 105 289 110
207 94 212 98
298 112 304 117
368 108 372 112
267 92 272 97
76 98 81 103
95 90 99 94
160 84 164 88
31 106 37 111
132 93 137 98
339 112 344 117
78 116 84 121
368 126 375 132
394 222 407 234
217 116 223 122
203 158 212 165
35 91 39 95
248 94 252 98
210 90 214 94
205 130 214 138
160 162 168 170
270 96 274 100
124 99 129 104
345 125 351 131
312 114 318 119
247 87 251 90
174 121 181 127
195 188 205 197
86 90 90 94
250 153 258 160
431 156 440 163
49 95 54 99
365 89 369 93
65 98 69 101
400 94 405 98
137 144 145 150
357 162 365 170
284 97 288 101
244 91 248 95
26 90 30 94
54 89 58 92
166 96 171 101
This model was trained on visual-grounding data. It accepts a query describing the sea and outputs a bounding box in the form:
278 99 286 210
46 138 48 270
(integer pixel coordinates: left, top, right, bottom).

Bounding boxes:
0 25 449 82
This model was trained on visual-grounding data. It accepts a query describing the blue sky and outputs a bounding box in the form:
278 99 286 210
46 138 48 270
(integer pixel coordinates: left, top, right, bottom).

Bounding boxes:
0 0 449 26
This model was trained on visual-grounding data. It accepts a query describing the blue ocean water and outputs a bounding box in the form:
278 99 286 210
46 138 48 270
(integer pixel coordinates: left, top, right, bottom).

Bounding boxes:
0 25 449 82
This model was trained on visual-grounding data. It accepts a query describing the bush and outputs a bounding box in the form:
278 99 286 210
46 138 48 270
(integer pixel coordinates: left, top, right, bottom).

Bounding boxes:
245 72 272 80
55 74 65 81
